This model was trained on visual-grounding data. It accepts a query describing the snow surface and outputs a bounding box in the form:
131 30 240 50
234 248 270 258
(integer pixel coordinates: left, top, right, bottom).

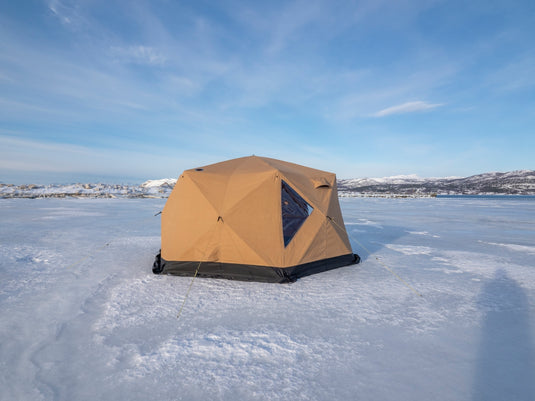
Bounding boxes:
1 197 534 401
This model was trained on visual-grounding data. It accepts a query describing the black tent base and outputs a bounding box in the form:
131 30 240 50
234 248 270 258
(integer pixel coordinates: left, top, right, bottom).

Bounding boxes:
152 252 360 283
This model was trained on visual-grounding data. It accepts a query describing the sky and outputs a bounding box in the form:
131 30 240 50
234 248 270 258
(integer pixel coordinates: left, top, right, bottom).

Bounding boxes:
1 0 534 184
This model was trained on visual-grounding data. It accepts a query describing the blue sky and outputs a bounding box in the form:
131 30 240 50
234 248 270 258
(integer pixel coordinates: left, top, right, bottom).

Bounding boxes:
1 0 534 183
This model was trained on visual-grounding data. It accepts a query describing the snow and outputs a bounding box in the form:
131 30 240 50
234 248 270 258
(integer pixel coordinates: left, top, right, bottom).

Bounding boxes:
1 197 534 401
0 182 176 198
140 178 177 188
337 169 535 196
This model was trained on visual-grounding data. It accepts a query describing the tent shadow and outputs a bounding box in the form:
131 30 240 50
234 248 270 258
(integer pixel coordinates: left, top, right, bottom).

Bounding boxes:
472 268 535 401
345 223 408 262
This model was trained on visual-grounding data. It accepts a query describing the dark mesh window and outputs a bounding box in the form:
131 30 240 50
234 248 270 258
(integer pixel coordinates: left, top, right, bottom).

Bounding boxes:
281 180 313 247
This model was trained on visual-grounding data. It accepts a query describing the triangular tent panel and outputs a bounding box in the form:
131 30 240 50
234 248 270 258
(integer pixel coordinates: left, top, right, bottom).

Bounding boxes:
153 156 359 283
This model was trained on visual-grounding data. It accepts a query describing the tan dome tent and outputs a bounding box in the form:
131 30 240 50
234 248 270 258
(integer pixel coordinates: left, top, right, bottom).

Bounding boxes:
152 156 359 283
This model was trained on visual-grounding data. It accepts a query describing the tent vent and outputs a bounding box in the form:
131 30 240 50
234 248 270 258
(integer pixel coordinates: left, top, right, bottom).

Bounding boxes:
312 177 330 188
281 180 313 247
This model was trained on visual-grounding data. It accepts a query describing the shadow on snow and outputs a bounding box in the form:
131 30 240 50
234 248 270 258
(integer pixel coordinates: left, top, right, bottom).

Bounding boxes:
472 268 535 401
344 223 408 262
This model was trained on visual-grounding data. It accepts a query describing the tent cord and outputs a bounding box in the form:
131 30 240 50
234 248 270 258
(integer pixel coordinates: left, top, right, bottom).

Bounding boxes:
327 216 423 297
176 260 202 319
176 217 222 320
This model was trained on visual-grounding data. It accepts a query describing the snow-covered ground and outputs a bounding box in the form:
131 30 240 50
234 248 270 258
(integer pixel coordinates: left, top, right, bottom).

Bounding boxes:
1 197 534 401
0 180 176 198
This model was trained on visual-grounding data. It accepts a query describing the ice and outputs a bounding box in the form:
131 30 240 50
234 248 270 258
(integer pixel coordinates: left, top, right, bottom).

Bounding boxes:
384 244 434 255
479 241 535 255
1 197 534 401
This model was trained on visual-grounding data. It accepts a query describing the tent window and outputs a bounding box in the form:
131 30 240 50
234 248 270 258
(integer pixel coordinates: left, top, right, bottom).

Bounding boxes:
281 180 313 247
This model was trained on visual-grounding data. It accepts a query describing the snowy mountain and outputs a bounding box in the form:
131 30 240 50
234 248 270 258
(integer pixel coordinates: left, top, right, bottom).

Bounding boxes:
338 170 535 196
0 179 177 199
139 178 177 189
1 170 534 198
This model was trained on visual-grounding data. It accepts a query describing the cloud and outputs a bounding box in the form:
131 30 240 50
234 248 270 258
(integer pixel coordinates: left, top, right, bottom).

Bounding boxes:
0 134 196 179
47 0 83 26
0 135 97 172
110 45 167 66
263 0 324 55
373 101 443 117
484 53 535 92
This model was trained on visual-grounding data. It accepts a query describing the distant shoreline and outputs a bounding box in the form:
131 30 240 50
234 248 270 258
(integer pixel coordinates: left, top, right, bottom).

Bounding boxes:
436 194 535 199
2 191 534 200
2 170 534 199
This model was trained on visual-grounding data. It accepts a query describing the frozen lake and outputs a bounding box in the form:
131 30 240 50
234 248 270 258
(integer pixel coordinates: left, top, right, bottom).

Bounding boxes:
1 197 534 401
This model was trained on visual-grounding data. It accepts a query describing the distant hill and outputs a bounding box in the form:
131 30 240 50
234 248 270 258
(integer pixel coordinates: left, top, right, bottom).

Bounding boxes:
0 180 176 199
1 170 534 198
338 170 535 197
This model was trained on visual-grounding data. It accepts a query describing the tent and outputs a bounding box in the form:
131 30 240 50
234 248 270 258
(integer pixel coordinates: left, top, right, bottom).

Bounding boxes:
152 156 359 283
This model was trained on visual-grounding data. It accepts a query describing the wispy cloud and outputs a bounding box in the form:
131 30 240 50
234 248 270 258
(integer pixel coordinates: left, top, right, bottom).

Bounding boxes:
110 45 167 66
47 0 84 26
484 53 535 92
263 0 324 55
0 134 198 178
373 101 443 117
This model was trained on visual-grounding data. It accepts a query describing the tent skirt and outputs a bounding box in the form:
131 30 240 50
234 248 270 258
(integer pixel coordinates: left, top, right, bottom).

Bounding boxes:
152 252 360 283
